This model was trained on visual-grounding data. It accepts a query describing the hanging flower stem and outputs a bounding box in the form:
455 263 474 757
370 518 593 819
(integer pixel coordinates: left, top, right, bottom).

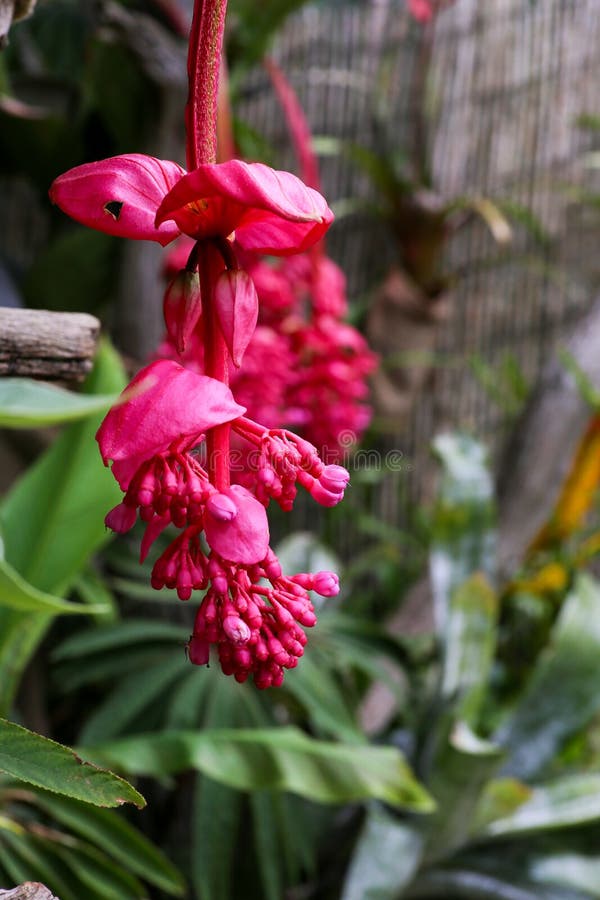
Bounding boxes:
186 0 228 169
200 248 231 491
187 0 231 490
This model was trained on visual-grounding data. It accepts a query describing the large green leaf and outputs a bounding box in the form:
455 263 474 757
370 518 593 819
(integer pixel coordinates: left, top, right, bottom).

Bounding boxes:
0 340 126 713
529 852 600 898
191 671 270 900
0 557 110 616
82 727 434 810
424 723 504 862
0 378 116 428
405 867 589 899
497 574 600 780
0 719 144 808
1 339 125 593
342 803 423 900
479 774 600 838
440 574 498 726
430 433 496 637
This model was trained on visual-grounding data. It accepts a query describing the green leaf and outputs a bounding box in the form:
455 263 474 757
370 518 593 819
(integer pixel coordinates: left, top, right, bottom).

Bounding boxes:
0 827 78 900
430 433 496 637
445 195 513 245
53 619 188 662
440 574 498 726
0 379 116 428
0 718 144 808
342 803 423 900
249 791 286 900
424 722 504 861
0 341 126 713
530 852 600 897
497 574 600 780
82 727 434 810
0 557 110 615
27 792 185 896
191 671 265 900
192 777 242 900
406 867 588 900
282 647 364 744
1 339 126 593
50 839 144 900
480 774 600 838
229 0 313 72
79 656 188 744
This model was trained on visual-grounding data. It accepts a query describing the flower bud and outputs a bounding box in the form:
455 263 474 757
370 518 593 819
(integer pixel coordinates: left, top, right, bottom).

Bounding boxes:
163 269 202 354
188 635 210 666
319 464 350 493
206 492 238 522
314 571 340 597
223 615 251 644
105 502 137 533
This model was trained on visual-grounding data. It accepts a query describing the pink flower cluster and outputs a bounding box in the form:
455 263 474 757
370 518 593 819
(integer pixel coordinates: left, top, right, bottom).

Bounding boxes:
160 240 377 461
50 150 348 687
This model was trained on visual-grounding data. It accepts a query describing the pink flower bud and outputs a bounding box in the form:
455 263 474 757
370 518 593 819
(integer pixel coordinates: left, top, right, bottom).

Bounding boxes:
206 492 238 522
163 270 202 354
308 481 344 507
214 268 259 367
314 571 340 597
223 615 251 644
262 548 282 580
105 502 137 533
188 635 210 666
319 464 350 493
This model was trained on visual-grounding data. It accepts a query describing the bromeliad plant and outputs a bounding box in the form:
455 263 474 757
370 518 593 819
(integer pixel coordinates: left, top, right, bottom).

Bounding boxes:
49 0 348 689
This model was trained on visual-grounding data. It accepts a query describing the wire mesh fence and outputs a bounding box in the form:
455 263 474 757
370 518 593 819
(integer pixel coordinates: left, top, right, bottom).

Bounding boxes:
237 0 600 534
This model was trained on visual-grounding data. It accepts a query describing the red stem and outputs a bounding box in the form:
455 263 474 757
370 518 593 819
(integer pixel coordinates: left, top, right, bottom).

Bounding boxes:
201 249 230 490
217 53 237 163
186 0 229 169
186 0 231 490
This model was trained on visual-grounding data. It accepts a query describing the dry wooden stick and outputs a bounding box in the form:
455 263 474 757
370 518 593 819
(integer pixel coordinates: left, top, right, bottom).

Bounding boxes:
0 883 58 900
0 308 101 382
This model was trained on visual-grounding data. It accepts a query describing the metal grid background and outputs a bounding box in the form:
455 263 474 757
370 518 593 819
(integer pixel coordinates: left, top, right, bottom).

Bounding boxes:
236 0 600 530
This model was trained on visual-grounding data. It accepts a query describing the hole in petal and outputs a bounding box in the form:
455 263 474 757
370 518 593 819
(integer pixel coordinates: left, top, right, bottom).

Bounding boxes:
104 201 124 220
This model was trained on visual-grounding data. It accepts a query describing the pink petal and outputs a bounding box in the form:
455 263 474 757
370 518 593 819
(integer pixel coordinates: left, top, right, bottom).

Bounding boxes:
50 154 186 246
96 360 245 490
155 160 333 253
214 269 258 367
204 485 269 564
140 515 172 563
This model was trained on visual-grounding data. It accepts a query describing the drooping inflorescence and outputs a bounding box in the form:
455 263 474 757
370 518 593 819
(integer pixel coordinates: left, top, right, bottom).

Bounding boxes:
49 0 358 686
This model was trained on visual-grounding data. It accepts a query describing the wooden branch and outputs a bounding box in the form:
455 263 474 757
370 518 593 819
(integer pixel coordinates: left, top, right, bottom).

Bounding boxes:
0 308 101 382
0 883 58 900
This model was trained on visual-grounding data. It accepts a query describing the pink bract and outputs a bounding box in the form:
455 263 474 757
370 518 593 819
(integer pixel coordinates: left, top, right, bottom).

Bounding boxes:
204 484 269 564
213 268 259 367
49 154 185 246
51 155 333 257
155 160 333 252
96 360 245 490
